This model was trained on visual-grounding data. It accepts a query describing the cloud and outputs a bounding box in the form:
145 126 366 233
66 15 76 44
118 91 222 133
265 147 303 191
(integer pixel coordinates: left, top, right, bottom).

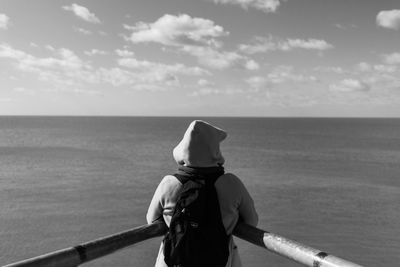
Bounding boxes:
198 79 215 87
209 0 283 13
14 87 36 95
353 61 400 92
84 49 108 56
376 9 400 30
333 23 358 30
0 13 10 29
0 43 86 71
356 62 372 72
190 79 220 96
382 52 400 65
74 27 93 35
356 61 397 73
239 35 333 54
96 67 180 90
246 76 268 89
191 88 222 96
63 3 101 24
124 14 259 70
115 49 134 57
329 79 370 93
286 39 333 50
266 65 317 84
118 57 210 77
30 42 39 48
125 14 227 47
245 59 260 70
314 66 346 74
1 43 209 91
0 43 94 89
246 67 317 91
45 45 55 51
98 31 108 36
181 45 255 70
190 87 245 97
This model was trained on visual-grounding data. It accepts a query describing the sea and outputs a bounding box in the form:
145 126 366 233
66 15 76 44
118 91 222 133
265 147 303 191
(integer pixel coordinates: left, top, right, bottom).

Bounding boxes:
1 117 399 267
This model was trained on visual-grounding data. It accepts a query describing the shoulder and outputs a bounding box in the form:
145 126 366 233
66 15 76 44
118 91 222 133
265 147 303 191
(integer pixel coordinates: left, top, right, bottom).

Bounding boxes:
154 175 183 201
155 175 182 195
215 173 247 192
217 173 243 185
158 175 182 189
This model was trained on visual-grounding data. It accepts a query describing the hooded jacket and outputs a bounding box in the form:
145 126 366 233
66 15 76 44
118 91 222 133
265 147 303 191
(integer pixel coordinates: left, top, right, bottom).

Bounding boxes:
173 120 227 167
147 120 258 267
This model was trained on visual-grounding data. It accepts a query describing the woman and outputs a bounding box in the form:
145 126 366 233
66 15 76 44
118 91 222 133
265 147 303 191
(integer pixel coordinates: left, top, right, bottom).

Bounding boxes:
147 120 258 267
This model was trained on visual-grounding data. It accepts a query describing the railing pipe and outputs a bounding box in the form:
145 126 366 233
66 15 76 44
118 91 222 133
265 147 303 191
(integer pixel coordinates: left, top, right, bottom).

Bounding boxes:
3 222 364 267
233 223 363 267
3 222 168 267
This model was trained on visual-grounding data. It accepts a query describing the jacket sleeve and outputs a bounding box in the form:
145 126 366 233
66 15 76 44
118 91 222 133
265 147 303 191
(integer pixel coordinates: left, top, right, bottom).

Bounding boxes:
237 179 258 227
146 175 181 224
146 178 166 224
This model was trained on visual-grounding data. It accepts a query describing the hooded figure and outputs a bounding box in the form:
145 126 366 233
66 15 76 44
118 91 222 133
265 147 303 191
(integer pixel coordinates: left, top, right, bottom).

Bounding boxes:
147 120 258 267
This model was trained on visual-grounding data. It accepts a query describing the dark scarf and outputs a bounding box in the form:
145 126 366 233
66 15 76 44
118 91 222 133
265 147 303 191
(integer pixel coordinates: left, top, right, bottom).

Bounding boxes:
175 165 224 180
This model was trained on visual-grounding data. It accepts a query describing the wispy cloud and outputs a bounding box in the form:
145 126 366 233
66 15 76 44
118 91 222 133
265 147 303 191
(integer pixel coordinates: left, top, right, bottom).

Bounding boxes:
245 60 260 70
265 66 317 84
382 52 400 65
0 43 86 71
0 43 210 91
181 45 251 70
245 76 268 90
63 3 101 24
209 0 283 13
0 13 10 29
30 42 39 48
333 23 358 30
190 88 222 96
190 87 245 97
239 35 333 54
198 79 215 87
353 60 400 93
125 14 258 70
125 14 227 47
84 49 108 56
115 49 134 57
287 39 333 50
314 66 346 74
96 67 182 91
74 27 93 35
13 87 36 95
356 62 397 73
246 66 317 90
0 43 92 89
118 57 210 77
376 9 400 30
329 79 370 93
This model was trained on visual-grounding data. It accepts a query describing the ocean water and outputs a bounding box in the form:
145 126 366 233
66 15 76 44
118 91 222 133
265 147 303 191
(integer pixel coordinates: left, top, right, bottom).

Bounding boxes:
1 117 399 266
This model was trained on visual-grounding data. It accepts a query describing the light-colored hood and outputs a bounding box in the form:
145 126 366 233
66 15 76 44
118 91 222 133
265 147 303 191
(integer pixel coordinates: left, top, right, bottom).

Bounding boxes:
173 120 227 167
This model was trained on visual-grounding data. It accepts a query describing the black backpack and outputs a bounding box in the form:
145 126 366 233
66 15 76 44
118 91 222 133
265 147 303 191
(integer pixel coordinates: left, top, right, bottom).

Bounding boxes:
163 172 229 267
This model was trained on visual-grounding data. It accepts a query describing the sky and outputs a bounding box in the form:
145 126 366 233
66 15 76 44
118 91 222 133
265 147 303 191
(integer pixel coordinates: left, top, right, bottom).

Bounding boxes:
1 0 400 117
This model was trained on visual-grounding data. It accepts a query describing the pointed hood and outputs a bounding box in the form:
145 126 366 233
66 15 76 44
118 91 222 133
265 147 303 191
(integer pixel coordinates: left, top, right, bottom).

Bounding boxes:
173 120 227 167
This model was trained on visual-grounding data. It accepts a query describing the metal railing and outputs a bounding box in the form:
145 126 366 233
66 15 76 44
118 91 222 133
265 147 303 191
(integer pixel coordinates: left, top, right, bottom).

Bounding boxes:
3 222 363 267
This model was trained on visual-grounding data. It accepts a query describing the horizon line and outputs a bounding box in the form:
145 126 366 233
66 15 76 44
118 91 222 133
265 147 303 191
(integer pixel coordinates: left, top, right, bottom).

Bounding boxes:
0 115 399 119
